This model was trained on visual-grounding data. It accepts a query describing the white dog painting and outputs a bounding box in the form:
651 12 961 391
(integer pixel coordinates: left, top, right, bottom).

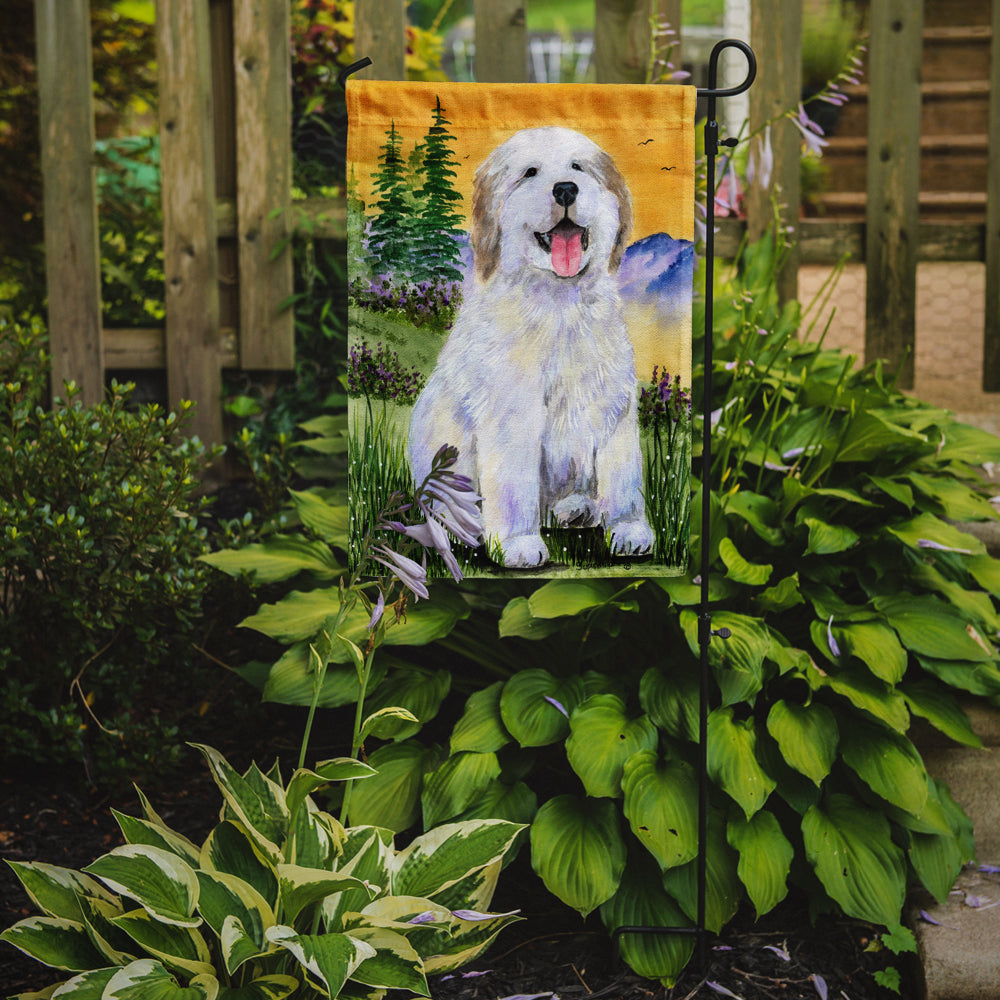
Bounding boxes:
408 127 654 569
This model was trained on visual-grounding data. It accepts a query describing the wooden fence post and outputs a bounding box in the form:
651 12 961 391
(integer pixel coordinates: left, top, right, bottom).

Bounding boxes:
864 0 923 390
746 0 801 306
34 0 104 405
157 0 223 445
233 0 294 370
983 0 1000 390
474 0 527 83
354 0 406 80
594 0 651 84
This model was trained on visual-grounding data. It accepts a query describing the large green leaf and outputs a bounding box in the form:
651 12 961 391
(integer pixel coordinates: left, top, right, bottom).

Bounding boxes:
765 700 838 786
497 597 565 639
660 811 741 934
200 536 342 584
875 594 995 662
4 862 118 923
839 718 929 817
802 794 906 926
499 670 585 747
265 926 374 997
362 666 451 741
83 846 200 928
808 661 910 732
803 517 859 556
834 410 927 463
392 820 524 901
527 579 617 618
916 655 1000 697
103 959 218 1000
260 644 388 709
886 512 985 556
901 680 982 748
216 976 299 1000
288 489 349 546
530 795 626 917
347 740 442 832
639 664 699 742
452 779 538 827
707 708 776 818
450 682 511 754
833 621 907 684
727 811 793 918
718 537 772 585
621 751 699 871
421 751 502 828
905 473 998 522
565 695 658 798
0 916 107 972
599 853 694 987
680 610 770 706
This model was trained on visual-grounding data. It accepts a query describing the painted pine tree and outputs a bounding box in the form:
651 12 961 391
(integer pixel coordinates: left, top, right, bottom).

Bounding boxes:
410 96 465 284
366 120 411 278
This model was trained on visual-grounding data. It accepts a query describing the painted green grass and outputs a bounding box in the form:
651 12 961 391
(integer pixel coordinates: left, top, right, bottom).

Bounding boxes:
349 303 690 577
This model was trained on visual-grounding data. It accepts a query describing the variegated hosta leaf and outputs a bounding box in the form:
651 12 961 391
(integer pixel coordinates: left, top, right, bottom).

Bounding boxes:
765 700 838 786
727 811 793 918
802 793 906 926
112 811 202 868
102 959 218 999
391 820 524 901
4 861 118 922
566 695 658 799
706 707 776 819
77 894 136 966
499 670 585 747
529 795 626 917
46 966 118 997
425 906 522 975
265 926 376 998
450 681 511 754
276 865 375 925
83 846 200 928
344 926 429 995
214 974 299 1000
621 751 699 871
195 871 274 974
288 802 343 870
599 854 694 987
323 829 393 931
200 822 278 910
110 908 214 979
661 811 742 934
421 752 502 829
361 667 451 741
0 916 107 972
190 745 288 863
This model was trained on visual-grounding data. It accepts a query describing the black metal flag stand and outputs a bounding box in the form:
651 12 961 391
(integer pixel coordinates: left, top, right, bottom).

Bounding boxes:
340 38 758 973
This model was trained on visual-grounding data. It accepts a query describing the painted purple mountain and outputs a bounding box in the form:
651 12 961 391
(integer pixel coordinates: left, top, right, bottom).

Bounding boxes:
618 232 695 309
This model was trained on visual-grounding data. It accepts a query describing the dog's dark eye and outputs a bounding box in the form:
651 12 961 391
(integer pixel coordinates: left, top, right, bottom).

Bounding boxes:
571 162 583 172
523 167 538 178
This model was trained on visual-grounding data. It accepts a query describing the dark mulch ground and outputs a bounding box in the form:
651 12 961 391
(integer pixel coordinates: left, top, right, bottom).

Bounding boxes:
1 748 915 1000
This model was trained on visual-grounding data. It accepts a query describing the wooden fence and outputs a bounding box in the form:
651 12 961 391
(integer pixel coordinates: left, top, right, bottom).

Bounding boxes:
33 0 1000 445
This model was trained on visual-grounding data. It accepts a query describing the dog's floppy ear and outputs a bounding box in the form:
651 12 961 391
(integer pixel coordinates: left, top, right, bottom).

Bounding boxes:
597 150 633 272
471 160 502 283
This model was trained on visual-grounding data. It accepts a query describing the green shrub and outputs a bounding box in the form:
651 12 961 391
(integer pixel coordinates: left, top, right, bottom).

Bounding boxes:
1 744 524 998
208 232 1000 986
0 317 220 783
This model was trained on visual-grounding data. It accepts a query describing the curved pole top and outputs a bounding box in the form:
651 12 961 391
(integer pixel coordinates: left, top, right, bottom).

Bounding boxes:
697 39 756 99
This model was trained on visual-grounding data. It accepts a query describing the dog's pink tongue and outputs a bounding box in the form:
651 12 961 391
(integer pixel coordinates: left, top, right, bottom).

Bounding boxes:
551 230 583 277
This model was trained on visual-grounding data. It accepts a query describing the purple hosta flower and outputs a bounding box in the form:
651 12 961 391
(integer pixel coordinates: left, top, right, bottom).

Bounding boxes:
367 590 385 631
372 544 429 600
746 125 774 191
451 908 521 921
763 944 790 962
544 695 569 718
811 974 828 1000
827 615 842 658
407 911 438 925
715 156 742 215
706 983 742 999
791 104 829 157
917 538 973 555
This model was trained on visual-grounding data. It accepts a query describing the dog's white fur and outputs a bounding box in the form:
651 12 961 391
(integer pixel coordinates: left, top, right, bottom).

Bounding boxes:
408 126 654 568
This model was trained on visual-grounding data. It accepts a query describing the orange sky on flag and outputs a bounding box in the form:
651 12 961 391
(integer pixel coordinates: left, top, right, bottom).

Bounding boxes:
346 80 697 244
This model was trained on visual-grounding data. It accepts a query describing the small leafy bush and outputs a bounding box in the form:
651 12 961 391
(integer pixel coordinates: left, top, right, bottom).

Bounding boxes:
349 276 461 331
0 317 219 782
1 744 524 998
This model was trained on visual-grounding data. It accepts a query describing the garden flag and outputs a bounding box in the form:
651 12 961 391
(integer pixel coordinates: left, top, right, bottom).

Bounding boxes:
346 80 696 579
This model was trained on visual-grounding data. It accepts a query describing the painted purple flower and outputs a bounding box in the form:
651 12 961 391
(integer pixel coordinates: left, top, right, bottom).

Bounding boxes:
372 544 429 600
387 515 464 582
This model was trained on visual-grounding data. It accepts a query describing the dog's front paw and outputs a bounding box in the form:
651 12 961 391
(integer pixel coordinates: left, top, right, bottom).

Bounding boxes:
609 518 654 557
499 533 549 569
551 493 599 528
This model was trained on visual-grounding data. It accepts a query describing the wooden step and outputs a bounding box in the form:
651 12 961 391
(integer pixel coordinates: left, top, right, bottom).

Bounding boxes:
822 134 989 193
833 80 991 138
922 0 992 28
922 25 993 83
814 190 987 222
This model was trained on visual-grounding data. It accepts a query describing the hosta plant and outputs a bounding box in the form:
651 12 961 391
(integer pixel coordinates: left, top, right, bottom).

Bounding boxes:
1 744 523 999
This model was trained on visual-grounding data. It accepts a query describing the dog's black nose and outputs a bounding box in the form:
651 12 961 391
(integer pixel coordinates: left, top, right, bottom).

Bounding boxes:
552 181 578 207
